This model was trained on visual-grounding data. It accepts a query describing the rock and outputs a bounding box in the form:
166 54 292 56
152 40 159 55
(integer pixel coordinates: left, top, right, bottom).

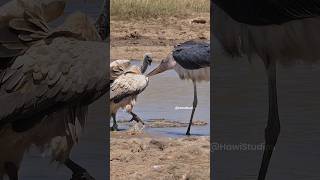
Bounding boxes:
128 122 145 133
190 18 206 24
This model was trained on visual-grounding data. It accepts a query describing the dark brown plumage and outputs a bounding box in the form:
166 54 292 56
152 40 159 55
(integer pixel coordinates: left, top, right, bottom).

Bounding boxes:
0 0 108 179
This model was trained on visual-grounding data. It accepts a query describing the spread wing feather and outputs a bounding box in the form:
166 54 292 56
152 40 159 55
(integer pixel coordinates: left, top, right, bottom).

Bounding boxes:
0 10 83 62
0 11 50 64
0 38 108 125
110 73 148 103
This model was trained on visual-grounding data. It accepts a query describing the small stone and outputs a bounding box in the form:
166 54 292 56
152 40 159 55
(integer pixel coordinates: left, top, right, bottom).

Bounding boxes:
191 18 206 24
152 165 162 170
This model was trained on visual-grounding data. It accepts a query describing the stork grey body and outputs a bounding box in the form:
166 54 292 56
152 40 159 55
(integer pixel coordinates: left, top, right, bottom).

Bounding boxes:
110 54 152 131
148 40 210 135
0 0 108 179
213 0 320 179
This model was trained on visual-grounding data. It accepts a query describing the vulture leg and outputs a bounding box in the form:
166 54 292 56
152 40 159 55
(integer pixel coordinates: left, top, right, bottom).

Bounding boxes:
4 162 18 180
186 80 198 136
129 112 144 125
258 60 280 180
64 158 94 180
111 113 119 131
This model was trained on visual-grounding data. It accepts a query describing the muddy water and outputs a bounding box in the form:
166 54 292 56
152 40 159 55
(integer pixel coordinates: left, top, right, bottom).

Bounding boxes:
0 1 108 179
115 60 210 136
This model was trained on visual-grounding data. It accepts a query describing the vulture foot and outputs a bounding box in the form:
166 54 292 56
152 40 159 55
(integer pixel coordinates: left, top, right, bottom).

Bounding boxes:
70 171 95 180
129 112 144 125
110 124 119 131
65 158 95 180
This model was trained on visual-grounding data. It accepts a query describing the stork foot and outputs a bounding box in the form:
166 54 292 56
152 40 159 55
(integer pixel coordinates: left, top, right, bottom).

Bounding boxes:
70 171 95 180
186 130 191 136
129 113 144 125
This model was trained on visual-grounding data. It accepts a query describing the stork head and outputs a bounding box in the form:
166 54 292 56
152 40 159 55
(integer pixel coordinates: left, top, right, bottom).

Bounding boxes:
147 54 176 77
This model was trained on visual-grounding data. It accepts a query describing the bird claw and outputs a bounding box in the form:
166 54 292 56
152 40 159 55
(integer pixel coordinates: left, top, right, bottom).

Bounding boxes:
186 129 191 136
130 116 144 125
70 171 95 180
110 124 119 131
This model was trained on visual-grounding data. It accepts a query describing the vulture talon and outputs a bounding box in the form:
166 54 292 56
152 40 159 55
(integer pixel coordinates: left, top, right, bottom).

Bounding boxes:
70 171 95 180
110 124 119 131
130 113 144 125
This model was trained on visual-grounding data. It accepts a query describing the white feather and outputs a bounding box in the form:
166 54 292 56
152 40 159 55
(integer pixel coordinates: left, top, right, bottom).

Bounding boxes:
174 64 210 81
214 5 320 64
110 59 131 80
110 72 149 116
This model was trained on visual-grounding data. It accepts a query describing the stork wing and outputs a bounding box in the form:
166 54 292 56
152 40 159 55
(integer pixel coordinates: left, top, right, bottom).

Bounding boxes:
172 40 210 70
110 59 131 80
110 73 148 103
215 0 320 25
0 38 108 125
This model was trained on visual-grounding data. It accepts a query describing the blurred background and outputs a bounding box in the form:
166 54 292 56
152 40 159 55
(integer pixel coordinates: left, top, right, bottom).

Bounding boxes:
0 0 108 179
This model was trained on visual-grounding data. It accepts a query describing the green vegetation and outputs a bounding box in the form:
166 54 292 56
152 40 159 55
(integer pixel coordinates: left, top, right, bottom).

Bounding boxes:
111 0 210 19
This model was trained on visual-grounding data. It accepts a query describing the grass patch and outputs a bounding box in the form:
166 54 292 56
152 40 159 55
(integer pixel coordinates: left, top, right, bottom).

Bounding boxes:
111 0 210 19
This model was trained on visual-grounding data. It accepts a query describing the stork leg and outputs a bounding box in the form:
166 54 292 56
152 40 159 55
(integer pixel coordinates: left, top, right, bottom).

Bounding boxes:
186 80 198 136
4 162 18 180
129 112 144 125
258 61 280 180
110 113 119 131
64 158 95 180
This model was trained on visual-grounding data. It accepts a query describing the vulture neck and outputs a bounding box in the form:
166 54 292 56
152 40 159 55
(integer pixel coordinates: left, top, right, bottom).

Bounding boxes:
140 59 149 74
95 0 108 40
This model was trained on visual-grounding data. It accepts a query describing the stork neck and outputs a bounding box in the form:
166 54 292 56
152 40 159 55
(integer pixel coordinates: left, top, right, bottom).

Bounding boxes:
95 0 108 40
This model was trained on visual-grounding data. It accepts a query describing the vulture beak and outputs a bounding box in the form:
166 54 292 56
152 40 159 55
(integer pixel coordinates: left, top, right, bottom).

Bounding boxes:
147 58 176 77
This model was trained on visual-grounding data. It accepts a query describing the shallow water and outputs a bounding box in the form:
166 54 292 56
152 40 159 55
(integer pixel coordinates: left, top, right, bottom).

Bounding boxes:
114 60 210 137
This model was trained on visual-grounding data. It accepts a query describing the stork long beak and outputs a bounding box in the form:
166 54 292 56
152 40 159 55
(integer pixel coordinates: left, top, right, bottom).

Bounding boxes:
147 56 176 77
147 62 168 77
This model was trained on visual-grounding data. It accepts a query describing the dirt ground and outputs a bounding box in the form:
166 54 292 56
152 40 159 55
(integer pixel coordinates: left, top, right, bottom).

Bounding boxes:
110 13 210 61
111 131 210 180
